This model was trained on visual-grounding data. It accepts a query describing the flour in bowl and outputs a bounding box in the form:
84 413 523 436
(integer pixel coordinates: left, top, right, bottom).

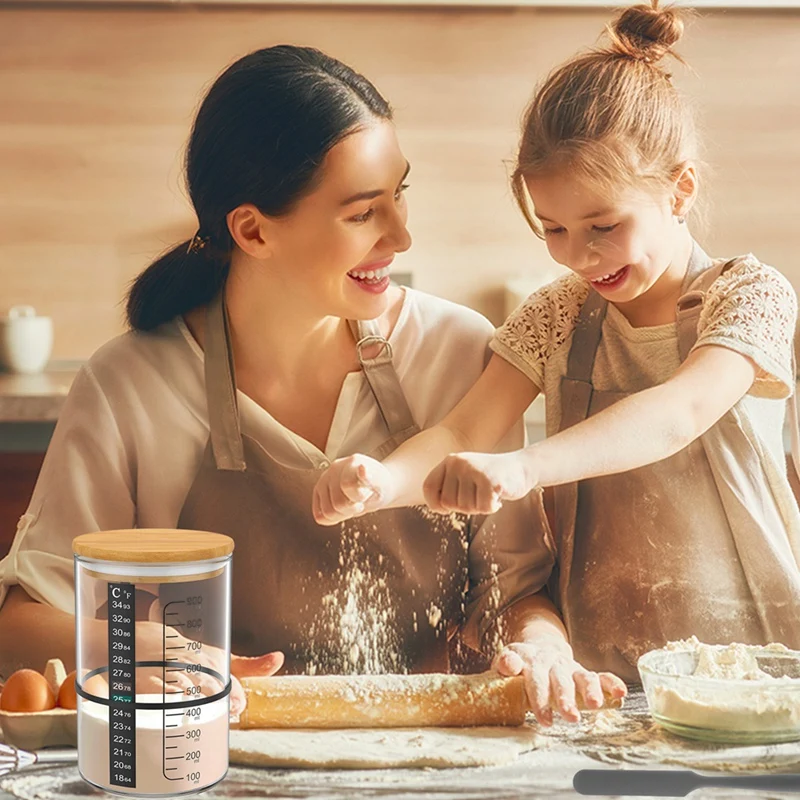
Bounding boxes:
645 637 800 734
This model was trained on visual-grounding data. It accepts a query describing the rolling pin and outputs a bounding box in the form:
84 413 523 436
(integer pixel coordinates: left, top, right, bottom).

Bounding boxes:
234 671 622 729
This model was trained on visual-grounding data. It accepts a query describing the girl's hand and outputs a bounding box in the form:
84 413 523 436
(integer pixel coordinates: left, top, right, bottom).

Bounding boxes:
312 454 395 525
493 637 627 726
423 452 533 514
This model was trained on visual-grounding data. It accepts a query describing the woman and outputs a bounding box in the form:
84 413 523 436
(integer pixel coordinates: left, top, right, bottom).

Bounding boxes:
0 45 625 723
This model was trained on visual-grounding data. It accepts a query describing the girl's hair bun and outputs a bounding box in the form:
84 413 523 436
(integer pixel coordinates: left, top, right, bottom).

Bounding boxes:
607 1 685 64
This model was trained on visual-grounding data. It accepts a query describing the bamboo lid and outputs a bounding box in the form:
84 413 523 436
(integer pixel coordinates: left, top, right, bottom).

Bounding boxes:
72 529 234 563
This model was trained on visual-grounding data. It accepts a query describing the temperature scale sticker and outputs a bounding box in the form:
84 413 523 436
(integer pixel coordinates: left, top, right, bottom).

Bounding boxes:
108 582 136 788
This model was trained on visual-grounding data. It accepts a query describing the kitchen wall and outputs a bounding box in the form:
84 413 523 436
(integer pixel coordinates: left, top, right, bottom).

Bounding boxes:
1 3 799 359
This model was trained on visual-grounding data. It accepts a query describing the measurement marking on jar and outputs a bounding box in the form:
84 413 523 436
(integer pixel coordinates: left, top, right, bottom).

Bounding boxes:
162 597 209 786
108 582 136 789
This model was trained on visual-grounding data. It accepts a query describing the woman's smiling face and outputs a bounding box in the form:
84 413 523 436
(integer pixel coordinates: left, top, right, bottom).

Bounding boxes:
525 171 683 304
260 120 413 321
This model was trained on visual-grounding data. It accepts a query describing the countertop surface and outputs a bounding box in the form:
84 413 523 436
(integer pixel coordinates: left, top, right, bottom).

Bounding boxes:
0 364 79 423
2 689 800 799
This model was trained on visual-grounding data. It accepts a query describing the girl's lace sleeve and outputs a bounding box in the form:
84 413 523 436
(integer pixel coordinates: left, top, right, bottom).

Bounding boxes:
695 256 798 398
490 273 590 390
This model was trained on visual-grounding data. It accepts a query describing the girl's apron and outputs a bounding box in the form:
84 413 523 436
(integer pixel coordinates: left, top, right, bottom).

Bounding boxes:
171 290 471 675
549 241 800 681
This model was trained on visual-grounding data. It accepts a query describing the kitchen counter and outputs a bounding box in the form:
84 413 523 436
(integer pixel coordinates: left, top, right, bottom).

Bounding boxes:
1 689 800 799
0 364 79 424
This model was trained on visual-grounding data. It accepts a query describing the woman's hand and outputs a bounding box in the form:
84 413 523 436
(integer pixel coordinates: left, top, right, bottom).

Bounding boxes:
228 651 285 718
492 636 627 726
148 647 283 719
423 452 534 514
312 454 395 525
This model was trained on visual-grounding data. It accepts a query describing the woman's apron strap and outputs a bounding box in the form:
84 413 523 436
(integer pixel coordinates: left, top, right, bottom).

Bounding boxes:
348 319 419 445
202 299 419 472
204 290 247 472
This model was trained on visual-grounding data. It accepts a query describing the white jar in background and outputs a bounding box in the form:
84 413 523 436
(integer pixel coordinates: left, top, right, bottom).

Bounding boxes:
0 305 53 374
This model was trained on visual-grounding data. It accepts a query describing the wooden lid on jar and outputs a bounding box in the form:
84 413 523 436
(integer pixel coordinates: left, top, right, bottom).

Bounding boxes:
72 529 234 563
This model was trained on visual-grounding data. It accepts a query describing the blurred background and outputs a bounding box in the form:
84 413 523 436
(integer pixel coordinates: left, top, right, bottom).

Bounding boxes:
1 0 799 551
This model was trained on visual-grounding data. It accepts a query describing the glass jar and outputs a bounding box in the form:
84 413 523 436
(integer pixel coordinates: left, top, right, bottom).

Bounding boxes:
73 529 234 796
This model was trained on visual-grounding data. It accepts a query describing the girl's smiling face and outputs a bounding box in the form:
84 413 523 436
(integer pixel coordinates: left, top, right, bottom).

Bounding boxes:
525 171 690 306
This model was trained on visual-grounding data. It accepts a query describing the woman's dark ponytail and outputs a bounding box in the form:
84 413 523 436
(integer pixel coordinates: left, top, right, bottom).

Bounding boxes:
125 240 229 332
125 45 392 332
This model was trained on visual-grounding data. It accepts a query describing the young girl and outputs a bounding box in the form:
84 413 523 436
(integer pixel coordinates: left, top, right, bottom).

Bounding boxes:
313 1 800 682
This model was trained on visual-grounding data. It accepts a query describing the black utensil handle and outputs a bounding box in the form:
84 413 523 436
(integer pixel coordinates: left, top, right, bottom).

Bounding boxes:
574 769 697 797
704 774 800 793
575 769 800 797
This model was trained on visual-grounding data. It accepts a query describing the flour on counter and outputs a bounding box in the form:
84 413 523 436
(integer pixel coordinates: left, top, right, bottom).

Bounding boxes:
538 688 800 774
229 725 539 769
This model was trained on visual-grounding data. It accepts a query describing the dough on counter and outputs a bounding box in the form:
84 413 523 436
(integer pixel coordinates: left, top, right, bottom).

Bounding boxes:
229 725 539 769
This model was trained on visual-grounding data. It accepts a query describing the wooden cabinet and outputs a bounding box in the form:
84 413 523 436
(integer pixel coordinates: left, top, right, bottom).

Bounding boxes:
0 453 44 558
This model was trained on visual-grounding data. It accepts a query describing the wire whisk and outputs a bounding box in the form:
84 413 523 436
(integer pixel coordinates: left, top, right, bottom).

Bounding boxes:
0 742 77 779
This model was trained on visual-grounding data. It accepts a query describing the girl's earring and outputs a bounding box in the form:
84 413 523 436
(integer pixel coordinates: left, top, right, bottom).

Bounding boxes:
677 215 686 224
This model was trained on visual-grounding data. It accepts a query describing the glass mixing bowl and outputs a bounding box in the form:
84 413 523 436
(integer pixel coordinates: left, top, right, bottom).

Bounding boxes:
638 643 800 744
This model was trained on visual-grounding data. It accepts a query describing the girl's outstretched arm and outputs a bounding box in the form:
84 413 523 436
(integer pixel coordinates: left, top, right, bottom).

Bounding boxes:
312 354 538 525
424 343 757 513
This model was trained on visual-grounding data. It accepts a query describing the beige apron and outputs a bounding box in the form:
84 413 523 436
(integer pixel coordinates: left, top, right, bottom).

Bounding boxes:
549 241 800 682
172 290 471 675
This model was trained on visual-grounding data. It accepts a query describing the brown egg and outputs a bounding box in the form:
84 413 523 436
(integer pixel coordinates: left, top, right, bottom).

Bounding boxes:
57 671 78 709
0 668 56 712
